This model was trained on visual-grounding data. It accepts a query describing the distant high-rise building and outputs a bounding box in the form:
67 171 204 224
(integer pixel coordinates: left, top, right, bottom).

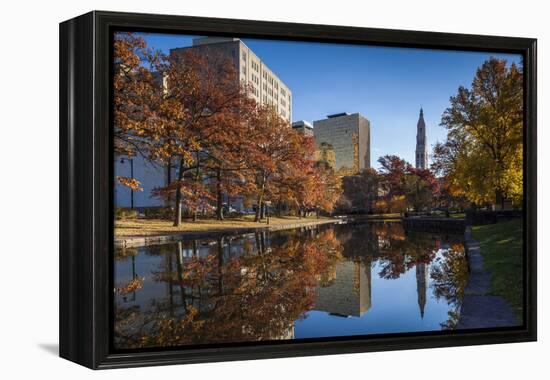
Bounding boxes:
313 112 371 174
171 37 292 123
415 108 428 169
292 120 314 137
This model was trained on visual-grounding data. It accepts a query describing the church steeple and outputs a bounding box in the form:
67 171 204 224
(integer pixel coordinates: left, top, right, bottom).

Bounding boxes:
415 108 428 169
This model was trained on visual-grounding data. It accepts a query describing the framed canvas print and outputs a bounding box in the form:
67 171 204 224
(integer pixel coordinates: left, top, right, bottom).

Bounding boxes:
59 11 537 369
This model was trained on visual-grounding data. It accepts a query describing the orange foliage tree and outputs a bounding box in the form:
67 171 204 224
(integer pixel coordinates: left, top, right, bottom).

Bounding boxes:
113 32 164 191
149 49 252 225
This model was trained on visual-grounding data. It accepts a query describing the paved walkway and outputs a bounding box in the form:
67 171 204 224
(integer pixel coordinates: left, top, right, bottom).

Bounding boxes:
456 228 517 329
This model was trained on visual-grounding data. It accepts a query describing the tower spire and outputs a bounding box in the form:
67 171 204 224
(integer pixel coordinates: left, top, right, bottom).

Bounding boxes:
415 108 428 169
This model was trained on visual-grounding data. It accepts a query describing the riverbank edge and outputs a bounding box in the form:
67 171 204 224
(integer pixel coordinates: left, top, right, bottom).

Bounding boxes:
456 226 518 329
115 218 340 248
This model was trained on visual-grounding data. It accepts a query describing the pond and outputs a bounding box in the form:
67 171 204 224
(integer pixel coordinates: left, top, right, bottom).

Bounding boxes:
114 222 468 349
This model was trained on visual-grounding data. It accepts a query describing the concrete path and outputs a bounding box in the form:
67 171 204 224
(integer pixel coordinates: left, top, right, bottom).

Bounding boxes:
456 228 517 329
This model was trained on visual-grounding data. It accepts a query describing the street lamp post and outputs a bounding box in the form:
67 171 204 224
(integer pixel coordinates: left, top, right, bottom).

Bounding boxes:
121 157 135 209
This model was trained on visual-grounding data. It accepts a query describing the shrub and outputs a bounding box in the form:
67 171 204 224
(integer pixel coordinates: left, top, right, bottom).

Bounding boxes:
115 207 138 220
143 206 175 220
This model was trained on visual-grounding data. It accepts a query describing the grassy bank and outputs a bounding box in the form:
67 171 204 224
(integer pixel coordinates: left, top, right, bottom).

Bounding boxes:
471 219 523 319
115 215 337 238
450 212 466 219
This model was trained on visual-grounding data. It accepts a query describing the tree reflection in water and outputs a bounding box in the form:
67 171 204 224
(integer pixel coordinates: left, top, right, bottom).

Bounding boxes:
114 223 468 349
430 243 469 329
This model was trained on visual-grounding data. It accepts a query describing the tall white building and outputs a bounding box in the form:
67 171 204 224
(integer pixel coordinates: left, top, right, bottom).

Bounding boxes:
171 37 292 123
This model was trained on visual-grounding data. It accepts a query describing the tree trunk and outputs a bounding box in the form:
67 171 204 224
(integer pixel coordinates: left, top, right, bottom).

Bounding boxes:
176 241 186 305
255 196 261 222
216 168 224 220
495 189 504 210
173 157 185 227
255 232 263 254
192 152 200 222
254 178 265 222
260 202 266 219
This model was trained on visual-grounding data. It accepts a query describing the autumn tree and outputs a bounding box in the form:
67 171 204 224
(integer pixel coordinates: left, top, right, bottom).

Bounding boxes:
403 168 440 212
376 155 412 213
113 32 164 193
199 93 258 220
377 155 410 199
340 168 380 213
270 133 341 218
435 58 523 207
314 164 343 216
243 105 306 222
150 49 251 225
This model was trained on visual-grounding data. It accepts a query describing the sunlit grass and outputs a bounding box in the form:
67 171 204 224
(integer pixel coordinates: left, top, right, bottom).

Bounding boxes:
115 215 336 237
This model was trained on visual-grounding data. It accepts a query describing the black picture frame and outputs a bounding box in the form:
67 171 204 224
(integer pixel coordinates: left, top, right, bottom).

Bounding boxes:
59 10 537 369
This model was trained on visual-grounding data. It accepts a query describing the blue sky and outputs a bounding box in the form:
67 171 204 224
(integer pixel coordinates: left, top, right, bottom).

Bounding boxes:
138 33 521 168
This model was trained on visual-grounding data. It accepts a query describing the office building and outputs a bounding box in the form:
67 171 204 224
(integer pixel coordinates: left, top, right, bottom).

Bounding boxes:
291 120 314 137
313 112 371 174
171 37 292 123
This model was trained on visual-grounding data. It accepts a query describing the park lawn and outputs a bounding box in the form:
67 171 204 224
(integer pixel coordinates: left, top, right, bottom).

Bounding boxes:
115 215 337 237
450 212 466 219
471 219 523 319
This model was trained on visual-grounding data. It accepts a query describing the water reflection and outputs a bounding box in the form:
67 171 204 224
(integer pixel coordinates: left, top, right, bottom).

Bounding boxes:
114 222 467 349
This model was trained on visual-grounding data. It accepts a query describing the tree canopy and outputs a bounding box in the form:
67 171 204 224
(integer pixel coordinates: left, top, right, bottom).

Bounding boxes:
433 58 523 206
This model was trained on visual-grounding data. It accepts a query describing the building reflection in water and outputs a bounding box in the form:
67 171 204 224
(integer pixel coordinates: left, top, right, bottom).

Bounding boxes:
314 260 372 317
416 262 427 318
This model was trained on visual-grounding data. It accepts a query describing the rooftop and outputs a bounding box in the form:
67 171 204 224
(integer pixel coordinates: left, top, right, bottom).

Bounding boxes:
327 112 351 118
292 120 313 129
192 37 240 46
